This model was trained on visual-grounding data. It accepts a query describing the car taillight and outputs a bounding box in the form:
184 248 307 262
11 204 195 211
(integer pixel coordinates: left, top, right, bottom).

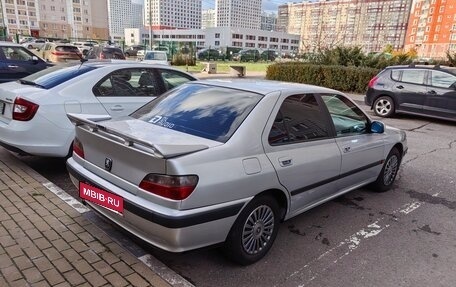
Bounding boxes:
368 76 379 88
12 97 39 121
51 51 65 56
73 137 84 158
139 174 198 200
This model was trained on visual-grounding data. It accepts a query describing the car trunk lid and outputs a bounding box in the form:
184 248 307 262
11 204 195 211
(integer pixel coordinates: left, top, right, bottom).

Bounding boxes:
69 113 219 196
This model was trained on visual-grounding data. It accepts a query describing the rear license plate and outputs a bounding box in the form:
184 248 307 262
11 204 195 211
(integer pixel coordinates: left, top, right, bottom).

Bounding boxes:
79 182 124 214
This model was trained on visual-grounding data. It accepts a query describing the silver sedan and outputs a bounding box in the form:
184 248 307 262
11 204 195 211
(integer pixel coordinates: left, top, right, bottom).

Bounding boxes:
66 80 407 265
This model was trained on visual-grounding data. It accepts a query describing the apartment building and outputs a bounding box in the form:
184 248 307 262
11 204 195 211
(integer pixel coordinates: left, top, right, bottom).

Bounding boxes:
404 0 456 59
0 0 109 40
108 0 143 42
261 12 278 32
215 0 262 29
202 9 216 29
278 0 412 53
144 0 201 30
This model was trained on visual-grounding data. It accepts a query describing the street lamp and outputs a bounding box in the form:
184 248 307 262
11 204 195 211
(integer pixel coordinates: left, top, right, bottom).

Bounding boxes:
148 0 153 50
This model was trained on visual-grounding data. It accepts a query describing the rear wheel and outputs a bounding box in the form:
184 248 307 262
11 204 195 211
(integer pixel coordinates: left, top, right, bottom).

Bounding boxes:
125 52 130 57
373 96 395 117
370 147 401 192
223 195 280 265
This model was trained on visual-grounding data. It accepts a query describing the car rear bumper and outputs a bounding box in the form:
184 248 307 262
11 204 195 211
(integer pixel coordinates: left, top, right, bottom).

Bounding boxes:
0 116 74 157
66 157 247 252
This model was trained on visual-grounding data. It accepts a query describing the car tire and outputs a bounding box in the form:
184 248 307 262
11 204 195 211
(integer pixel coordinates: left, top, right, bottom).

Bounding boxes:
373 96 395 117
125 52 130 57
223 195 280 265
27 45 33 49
369 147 401 192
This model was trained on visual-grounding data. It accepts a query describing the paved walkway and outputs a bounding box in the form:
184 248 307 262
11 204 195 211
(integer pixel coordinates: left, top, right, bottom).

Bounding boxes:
0 148 173 287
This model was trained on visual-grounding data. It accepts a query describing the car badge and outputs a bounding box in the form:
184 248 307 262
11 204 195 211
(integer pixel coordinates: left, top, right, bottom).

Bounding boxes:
104 158 113 171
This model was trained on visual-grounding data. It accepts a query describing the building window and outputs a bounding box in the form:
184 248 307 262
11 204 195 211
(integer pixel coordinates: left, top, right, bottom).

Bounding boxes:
215 33 220 38
215 41 220 46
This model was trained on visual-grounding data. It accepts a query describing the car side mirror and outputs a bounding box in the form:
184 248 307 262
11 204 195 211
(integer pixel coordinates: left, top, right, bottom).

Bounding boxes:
370 121 385 134
31 56 39 64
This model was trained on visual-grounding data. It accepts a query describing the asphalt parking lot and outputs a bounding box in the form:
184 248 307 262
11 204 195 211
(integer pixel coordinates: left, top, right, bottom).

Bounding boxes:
13 93 456 287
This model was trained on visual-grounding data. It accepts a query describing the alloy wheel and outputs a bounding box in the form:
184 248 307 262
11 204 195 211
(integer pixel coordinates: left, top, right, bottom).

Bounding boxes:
242 205 275 255
375 99 392 116
383 155 399 186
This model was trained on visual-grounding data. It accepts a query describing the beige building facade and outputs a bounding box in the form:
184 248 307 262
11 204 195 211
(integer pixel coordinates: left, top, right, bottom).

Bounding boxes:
1 0 108 40
278 0 412 53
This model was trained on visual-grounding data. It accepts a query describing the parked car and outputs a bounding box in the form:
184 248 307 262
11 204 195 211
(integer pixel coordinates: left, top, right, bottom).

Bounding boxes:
260 50 278 61
85 46 126 60
197 48 220 61
40 42 82 63
66 80 407 265
0 61 197 157
0 41 50 83
365 64 456 121
23 38 47 50
124 45 146 57
233 49 260 62
138 50 169 65
19 36 35 44
72 41 95 55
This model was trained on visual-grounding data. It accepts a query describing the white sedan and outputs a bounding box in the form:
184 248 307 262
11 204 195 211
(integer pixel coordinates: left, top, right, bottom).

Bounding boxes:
0 61 196 157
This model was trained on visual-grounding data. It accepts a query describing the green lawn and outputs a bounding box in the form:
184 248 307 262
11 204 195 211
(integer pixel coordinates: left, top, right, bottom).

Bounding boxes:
175 61 272 73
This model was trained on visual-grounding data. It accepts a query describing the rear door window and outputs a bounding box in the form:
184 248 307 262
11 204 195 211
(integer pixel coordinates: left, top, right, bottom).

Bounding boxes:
93 68 159 97
400 69 426 85
268 94 330 145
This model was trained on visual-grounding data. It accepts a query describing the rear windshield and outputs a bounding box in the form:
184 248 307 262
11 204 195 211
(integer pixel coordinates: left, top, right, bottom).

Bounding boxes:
20 63 97 89
131 83 263 142
56 46 80 52
145 52 167 60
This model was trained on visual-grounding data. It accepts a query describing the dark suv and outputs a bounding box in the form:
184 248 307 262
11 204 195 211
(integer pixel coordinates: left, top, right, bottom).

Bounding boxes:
365 64 456 121
85 46 126 60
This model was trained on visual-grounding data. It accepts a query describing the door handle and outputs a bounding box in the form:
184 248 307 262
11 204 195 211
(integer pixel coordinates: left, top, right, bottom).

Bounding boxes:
396 85 404 89
110 105 124 111
279 157 292 167
427 90 436 95
8 65 18 69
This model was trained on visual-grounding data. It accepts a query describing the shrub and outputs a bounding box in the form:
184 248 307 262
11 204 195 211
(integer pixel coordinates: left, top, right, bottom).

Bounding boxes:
171 53 196 66
266 62 380 93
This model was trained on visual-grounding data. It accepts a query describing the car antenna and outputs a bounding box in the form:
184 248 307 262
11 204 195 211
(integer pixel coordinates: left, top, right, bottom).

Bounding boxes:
73 50 88 64
409 62 415 67
433 63 440 69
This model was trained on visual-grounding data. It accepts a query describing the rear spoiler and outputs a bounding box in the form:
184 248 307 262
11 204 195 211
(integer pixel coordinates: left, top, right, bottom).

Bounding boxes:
67 113 208 158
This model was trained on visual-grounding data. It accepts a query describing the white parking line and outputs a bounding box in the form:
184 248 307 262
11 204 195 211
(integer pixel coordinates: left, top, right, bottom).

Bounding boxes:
43 181 90 213
280 191 443 287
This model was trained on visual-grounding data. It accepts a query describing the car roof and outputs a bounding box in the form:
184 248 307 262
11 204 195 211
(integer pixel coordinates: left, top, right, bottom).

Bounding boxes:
191 79 343 96
385 64 456 75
